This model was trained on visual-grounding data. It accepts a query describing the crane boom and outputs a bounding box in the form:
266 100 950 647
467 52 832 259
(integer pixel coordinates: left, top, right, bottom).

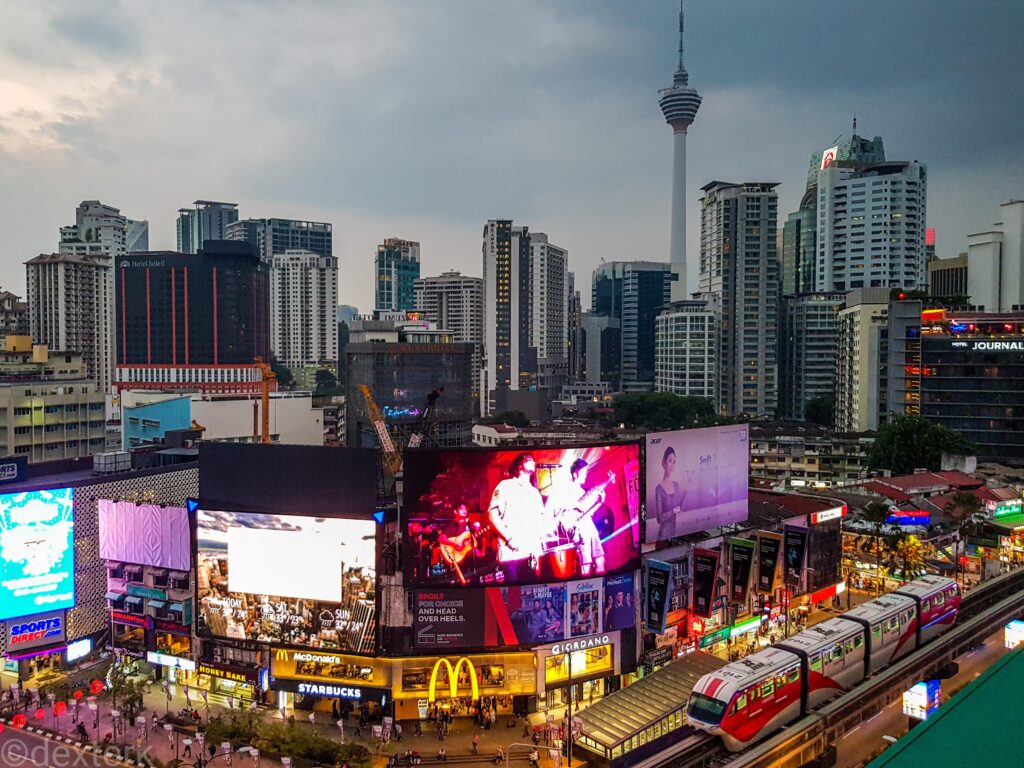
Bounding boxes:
358 384 402 475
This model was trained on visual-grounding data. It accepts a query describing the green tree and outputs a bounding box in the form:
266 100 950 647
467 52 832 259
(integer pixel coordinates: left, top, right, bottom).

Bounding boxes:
805 395 835 427
481 410 530 428
945 491 987 587
887 533 927 580
270 356 294 389
315 368 338 392
867 414 975 474
612 392 716 431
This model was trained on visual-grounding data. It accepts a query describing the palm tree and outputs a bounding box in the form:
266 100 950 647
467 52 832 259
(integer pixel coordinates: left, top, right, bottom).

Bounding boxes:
945 492 986 587
860 501 895 593
889 534 927 580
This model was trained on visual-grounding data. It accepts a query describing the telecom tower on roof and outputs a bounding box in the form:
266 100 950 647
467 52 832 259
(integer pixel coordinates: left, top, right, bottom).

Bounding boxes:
659 2 702 301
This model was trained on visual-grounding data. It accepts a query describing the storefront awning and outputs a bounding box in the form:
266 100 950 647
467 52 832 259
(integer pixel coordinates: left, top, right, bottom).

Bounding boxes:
105 591 124 601
123 596 143 606
576 651 726 750
990 512 1024 531
148 600 167 609
168 603 185 612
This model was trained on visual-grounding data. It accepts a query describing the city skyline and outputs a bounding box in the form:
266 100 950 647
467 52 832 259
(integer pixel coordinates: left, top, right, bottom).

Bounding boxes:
1 0 1021 312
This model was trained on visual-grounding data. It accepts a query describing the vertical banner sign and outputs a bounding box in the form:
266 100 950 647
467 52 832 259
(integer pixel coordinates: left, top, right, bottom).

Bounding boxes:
645 560 673 635
757 532 783 594
783 526 808 585
692 549 720 619
729 538 756 605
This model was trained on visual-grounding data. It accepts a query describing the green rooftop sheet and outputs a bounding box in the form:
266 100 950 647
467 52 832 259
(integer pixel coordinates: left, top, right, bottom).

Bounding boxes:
868 647 1024 768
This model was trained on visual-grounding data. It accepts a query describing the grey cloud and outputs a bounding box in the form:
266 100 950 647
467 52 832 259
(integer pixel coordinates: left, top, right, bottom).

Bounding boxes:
48 3 138 56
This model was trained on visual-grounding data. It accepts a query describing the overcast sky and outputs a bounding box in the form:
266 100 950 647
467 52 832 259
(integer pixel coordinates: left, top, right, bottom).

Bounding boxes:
2 0 1021 311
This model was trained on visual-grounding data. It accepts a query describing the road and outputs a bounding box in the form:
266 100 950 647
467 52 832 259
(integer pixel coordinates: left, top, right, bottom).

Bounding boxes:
0 726 129 768
835 627 1010 768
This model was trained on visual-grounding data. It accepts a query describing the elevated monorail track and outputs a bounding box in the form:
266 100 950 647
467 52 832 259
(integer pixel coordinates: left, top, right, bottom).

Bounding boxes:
649 568 1024 768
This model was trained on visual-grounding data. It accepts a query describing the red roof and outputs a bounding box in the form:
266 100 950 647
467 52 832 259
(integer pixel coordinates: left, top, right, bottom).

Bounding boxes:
878 473 951 492
862 480 912 503
934 471 985 489
748 490 838 516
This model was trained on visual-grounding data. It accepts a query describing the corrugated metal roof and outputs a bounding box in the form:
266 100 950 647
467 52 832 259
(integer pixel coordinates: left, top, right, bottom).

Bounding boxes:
576 651 725 748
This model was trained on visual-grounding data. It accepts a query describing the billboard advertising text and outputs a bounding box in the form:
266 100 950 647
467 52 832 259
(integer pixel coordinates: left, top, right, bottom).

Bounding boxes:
197 510 376 653
757 532 783 594
784 526 808 585
645 560 672 635
729 538 755 606
645 426 749 543
0 488 75 621
602 572 635 632
692 549 720 619
404 444 641 588
413 580 581 651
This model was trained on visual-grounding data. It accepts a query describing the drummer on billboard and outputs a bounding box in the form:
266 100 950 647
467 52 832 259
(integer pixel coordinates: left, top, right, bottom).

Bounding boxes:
487 452 546 582
549 459 608 577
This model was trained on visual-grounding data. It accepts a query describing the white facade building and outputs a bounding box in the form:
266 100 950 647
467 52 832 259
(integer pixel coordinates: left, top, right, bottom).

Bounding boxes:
58 200 129 260
270 249 338 370
529 233 569 391
966 199 1024 311
835 288 890 432
414 271 484 346
654 300 716 398
816 161 927 292
26 252 114 394
699 181 779 416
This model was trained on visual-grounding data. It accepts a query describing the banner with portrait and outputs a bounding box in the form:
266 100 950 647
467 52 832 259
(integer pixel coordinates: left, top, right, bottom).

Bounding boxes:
692 548 720 619
644 560 673 635
729 538 755 606
757 532 783 594
784 526 808 585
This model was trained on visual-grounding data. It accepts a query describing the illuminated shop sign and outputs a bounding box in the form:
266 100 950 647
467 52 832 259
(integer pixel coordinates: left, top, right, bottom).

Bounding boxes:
902 680 940 720
429 657 479 703
196 662 259 686
972 341 1024 351
297 683 361 698
146 651 196 672
549 634 611 656
7 611 65 651
110 610 152 629
820 145 839 170
272 677 387 702
810 506 847 524
66 638 93 662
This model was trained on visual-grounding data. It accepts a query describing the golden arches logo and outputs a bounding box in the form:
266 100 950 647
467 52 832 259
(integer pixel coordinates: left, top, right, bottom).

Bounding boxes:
428 657 479 703
275 648 290 662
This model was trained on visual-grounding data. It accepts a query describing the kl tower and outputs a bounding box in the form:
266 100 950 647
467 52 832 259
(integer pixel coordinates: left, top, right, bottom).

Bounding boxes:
659 2 701 302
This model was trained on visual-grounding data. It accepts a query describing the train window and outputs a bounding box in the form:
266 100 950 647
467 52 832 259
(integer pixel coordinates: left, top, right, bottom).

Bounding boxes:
922 598 931 611
735 693 747 711
844 639 855 655
832 643 844 661
934 592 944 606
886 617 899 631
788 669 800 684
810 654 822 671
762 680 774 697
854 635 864 648
872 624 881 638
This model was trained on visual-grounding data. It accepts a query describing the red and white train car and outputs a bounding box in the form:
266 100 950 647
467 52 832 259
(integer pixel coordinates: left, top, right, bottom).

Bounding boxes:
687 576 960 751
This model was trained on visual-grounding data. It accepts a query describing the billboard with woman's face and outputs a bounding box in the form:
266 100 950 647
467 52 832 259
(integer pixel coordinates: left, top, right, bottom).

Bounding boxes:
645 426 749 543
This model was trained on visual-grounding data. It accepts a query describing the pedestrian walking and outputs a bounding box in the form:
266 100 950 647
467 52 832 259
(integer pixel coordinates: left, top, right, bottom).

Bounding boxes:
472 733 480 754
395 722 403 742
183 738 192 757
415 719 422 737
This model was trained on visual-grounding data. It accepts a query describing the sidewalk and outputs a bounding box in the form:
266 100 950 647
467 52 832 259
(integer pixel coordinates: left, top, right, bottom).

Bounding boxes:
2 677 571 768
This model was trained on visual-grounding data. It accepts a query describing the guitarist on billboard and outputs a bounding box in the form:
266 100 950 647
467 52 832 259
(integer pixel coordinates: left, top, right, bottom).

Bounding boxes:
437 504 488 585
487 453 546 583
550 459 611 577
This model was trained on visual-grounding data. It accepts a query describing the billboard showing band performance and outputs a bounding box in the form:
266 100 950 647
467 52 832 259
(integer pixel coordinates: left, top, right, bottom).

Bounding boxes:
196 510 376 653
404 444 641 588
645 425 749 543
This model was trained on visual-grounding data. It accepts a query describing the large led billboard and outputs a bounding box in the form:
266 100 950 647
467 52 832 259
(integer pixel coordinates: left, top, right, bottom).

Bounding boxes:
644 425 749 542
196 511 376 653
404 444 641 588
0 488 75 622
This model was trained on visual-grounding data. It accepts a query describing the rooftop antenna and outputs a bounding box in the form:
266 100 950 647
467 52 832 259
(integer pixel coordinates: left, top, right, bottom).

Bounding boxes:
852 113 858 134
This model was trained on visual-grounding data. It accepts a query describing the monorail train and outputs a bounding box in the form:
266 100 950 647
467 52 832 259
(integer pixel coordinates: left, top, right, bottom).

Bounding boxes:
687 575 960 751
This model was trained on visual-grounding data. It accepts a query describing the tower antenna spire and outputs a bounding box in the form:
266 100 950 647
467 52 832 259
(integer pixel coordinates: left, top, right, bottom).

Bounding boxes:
852 113 858 134
674 2 689 86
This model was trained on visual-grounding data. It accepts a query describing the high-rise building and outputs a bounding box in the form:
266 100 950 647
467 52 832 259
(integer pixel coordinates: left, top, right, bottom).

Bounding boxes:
659 3 701 301
176 201 239 254
226 218 333 262
0 290 29 336
592 261 673 391
654 300 716 399
374 238 421 312
928 254 968 298
966 199 1024 311
783 132 886 296
779 292 845 420
699 181 779 416
26 252 114 394
414 270 484 397
580 313 621 387
115 241 271 394
816 160 927 292
126 219 149 253
482 220 535 412
59 200 130 260
270 249 338 374
835 288 891 432
529 233 569 391
566 273 583 381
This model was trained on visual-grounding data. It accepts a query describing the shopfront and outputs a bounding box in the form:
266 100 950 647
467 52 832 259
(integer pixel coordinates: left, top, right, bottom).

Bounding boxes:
270 647 390 717
110 610 150 656
145 650 196 684
391 652 537 721
2 610 68 685
535 631 621 716
195 660 263 705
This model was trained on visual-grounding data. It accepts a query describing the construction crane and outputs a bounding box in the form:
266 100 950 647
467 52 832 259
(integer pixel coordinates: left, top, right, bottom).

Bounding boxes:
407 387 443 449
253 357 276 444
358 384 402 476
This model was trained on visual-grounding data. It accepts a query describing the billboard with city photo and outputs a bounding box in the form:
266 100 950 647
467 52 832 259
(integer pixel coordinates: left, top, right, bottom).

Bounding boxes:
644 425 749 543
0 488 75 621
196 510 376 653
404 444 641 588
